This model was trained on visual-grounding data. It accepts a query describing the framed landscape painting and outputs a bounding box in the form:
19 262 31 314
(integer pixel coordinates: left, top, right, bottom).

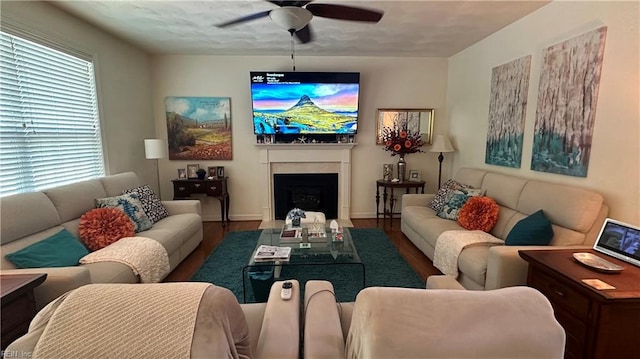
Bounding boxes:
165 97 232 160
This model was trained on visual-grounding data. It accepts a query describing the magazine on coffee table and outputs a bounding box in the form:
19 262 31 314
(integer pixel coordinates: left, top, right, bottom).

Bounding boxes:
254 245 291 262
280 226 327 243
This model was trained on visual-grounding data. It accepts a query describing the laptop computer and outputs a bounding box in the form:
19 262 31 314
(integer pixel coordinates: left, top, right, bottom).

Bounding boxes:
593 218 640 268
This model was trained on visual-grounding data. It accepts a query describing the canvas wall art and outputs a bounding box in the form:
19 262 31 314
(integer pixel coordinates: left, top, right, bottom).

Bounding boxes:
165 97 232 160
531 27 607 177
485 55 532 168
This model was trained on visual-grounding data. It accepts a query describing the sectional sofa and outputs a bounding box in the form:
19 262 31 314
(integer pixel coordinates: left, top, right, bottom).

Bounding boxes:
0 172 203 308
401 167 608 290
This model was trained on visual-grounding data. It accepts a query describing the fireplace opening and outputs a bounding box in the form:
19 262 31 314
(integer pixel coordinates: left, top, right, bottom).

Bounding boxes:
273 173 338 220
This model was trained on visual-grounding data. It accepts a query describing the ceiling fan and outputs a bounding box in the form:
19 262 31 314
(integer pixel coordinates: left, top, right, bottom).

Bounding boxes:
215 1 384 44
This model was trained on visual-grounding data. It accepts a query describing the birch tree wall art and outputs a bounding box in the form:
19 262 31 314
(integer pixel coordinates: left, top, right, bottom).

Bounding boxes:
485 56 532 168
531 27 607 177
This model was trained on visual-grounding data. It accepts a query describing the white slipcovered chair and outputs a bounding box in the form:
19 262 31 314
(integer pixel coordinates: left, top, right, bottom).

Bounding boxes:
303 279 565 358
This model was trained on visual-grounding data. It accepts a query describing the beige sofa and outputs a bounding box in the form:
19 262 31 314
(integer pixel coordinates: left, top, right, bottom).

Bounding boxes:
6 281 300 359
0 172 203 308
401 167 608 290
303 280 565 358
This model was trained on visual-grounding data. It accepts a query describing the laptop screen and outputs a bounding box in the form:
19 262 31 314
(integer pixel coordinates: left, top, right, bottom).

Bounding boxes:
593 218 640 267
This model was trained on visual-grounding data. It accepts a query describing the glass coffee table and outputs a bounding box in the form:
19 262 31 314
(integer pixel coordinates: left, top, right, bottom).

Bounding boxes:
242 226 365 303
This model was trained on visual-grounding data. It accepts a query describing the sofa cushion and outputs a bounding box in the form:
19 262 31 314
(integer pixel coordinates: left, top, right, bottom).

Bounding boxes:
505 210 554 246
95 193 153 232
123 185 169 224
100 172 141 197
5 229 89 268
138 213 202 255
44 179 107 223
457 196 499 232
79 208 136 251
437 188 483 220
0 192 61 245
429 179 472 212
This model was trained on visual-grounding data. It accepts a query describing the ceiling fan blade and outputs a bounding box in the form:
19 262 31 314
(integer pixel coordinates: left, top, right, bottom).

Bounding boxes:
215 10 272 28
295 24 313 44
306 3 383 22
267 1 312 7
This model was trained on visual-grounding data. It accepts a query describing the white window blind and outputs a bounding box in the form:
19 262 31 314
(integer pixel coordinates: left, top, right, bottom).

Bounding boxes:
0 31 105 197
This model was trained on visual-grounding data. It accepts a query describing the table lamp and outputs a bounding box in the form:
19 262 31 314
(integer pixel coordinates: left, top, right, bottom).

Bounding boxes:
144 139 167 199
429 135 456 188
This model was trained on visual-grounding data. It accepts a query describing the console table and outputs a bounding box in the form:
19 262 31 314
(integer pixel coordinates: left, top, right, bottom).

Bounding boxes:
1 273 47 349
376 179 425 225
519 249 640 359
172 177 230 225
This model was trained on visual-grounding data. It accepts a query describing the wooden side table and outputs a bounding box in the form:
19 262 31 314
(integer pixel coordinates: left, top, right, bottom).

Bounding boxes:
519 249 640 359
375 179 425 225
1 273 47 349
172 177 230 226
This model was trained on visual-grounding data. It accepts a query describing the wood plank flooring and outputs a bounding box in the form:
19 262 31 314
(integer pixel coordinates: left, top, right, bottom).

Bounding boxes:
164 218 442 283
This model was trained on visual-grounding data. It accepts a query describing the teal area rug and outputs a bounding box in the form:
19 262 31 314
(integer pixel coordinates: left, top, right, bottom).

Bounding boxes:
190 228 424 302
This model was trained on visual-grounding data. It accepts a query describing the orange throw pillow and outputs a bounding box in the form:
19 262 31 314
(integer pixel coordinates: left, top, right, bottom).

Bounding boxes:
79 207 135 251
457 196 499 232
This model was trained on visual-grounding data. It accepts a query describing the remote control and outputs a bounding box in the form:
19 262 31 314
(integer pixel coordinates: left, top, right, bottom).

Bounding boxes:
281 281 293 300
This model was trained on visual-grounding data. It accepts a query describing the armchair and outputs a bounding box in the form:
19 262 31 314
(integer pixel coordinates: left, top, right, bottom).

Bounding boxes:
304 280 565 358
6 280 300 359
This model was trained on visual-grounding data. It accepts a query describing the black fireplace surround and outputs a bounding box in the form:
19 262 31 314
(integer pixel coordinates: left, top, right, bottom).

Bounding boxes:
273 173 338 220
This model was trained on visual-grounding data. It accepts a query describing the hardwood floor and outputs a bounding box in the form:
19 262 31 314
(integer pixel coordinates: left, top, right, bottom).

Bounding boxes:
164 218 442 283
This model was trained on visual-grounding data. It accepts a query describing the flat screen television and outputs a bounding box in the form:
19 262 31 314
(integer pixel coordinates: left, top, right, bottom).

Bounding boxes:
250 71 360 135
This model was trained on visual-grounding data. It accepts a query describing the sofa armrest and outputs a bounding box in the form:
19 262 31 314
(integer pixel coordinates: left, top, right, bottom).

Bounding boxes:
401 194 435 210
255 280 300 359
161 200 201 216
303 280 345 359
485 245 591 290
426 275 466 290
1 267 91 309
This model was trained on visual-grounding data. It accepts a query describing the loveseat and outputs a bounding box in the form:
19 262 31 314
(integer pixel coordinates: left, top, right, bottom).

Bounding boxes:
401 167 608 290
0 172 203 308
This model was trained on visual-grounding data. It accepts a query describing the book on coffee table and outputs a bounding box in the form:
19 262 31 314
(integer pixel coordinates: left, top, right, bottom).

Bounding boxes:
279 226 327 243
253 245 291 262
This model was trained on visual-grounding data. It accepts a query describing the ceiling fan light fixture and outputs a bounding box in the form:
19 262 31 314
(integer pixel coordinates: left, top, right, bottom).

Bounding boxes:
269 7 312 32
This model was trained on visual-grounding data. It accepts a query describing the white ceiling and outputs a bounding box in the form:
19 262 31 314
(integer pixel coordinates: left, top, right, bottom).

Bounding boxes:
51 0 550 57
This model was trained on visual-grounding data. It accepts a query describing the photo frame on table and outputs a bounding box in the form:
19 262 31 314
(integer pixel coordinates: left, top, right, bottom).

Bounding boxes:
207 166 217 178
408 169 421 182
216 166 225 178
186 164 200 179
376 108 434 145
177 168 187 180
383 164 394 181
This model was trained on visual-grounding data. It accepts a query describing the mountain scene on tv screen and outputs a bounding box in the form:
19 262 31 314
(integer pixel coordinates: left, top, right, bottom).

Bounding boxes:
252 84 358 134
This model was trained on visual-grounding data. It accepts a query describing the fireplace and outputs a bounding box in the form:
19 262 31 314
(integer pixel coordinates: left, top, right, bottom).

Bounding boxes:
273 173 338 220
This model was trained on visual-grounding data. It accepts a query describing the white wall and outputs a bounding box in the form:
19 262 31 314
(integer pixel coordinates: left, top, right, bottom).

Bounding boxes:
0 1 158 189
447 1 640 225
151 56 448 220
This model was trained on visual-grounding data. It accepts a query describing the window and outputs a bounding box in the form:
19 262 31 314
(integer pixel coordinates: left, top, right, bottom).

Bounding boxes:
0 31 105 197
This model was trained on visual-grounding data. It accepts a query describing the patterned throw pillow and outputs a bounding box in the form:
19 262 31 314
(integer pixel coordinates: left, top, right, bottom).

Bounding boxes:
123 185 169 224
437 188 484 221
95 193 153 232
79 208 135 251
457 196 500 232
429 179 473 212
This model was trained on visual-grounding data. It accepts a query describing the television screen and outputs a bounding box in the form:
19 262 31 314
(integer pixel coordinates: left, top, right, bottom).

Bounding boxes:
250 71 360 135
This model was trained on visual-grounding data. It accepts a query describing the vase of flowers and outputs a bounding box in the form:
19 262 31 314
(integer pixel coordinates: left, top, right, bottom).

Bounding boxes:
286 208 306 228
381 127 424 181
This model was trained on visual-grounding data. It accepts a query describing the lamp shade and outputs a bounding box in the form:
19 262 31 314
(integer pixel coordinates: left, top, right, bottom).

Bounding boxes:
429 135 456 153
144 139 167 159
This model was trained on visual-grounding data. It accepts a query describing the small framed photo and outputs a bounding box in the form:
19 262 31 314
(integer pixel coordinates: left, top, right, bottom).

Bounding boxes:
207 166 217 179
186 164 200 179
177 168 187 179
409 170 421 182
383 164 394 181
216 166 225 178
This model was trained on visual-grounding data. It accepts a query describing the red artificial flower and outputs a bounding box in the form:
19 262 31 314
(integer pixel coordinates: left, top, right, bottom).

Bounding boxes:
399 131 407 138
405 140 413 148
393 143 402 152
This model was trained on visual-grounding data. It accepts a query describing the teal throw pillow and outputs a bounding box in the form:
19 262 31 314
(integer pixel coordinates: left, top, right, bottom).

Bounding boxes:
436 188 484 220
95 193 153 232
5 229 89 268
505 210 554 246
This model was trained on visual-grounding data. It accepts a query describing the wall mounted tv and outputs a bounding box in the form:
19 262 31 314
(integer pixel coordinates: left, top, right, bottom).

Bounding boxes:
250 71 360 135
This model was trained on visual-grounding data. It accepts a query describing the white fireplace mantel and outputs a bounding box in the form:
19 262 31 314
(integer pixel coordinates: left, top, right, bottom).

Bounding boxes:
259 144 355 227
